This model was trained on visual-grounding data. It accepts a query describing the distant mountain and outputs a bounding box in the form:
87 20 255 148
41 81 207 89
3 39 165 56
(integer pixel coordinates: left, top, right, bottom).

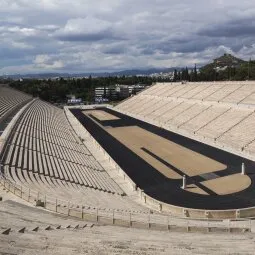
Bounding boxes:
1 54 249 80
0 67 182 79
201 53 246 72
109 67 181 76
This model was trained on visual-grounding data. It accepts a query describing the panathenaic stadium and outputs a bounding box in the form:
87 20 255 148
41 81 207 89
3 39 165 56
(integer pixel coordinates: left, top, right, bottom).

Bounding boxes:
1 82 255 254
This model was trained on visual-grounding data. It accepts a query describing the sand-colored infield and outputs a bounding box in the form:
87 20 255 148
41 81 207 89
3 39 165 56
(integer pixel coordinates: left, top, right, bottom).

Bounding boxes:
186 174 251 195
107 126 226 179
86 111 251 195
185 184 209 195
202 173 251 195
83 110 120 121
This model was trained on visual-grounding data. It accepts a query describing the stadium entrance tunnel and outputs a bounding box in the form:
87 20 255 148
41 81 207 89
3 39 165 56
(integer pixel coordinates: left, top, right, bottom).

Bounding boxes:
70 107 255 212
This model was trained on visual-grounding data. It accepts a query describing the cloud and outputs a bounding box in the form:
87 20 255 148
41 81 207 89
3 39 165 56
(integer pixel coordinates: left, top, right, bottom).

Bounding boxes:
34 54 64 69
1 0 255 74
53 17 126 42
198 18 255 37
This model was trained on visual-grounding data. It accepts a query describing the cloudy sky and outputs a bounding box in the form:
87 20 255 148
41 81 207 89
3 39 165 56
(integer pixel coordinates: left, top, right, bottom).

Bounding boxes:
1 0 255 74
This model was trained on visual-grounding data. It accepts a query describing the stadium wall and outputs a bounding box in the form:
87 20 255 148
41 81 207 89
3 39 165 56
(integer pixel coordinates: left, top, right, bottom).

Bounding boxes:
0 175 252 233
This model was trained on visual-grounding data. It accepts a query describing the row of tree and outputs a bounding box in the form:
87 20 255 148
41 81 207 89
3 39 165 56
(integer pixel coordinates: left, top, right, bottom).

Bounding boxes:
6 58 255 104
8 76 157 104
173 65 198 82
172 62 255 82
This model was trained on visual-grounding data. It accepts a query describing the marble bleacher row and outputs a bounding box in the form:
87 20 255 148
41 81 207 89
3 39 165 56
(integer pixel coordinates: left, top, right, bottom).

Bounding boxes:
2 200 253 255
0 86 32 122
115 81 255 156
1 99 148 212
3 99 123 194
3 164 147 213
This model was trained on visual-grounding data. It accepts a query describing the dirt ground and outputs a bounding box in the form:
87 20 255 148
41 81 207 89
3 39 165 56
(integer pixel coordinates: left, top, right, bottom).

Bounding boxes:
202 173 251 195
107 126 226 179
83 110 251 196
186 174 251 195
84 110 119 121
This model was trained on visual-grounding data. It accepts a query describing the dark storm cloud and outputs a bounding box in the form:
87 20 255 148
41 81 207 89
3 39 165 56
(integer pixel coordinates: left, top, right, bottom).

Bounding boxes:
56 33 111 42
198 18 255 38
55 31 125 42
139 37 217 55
103 47 126 55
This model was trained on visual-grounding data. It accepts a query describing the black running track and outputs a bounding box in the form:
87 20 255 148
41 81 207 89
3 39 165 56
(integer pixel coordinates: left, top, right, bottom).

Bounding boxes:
70 107 255 210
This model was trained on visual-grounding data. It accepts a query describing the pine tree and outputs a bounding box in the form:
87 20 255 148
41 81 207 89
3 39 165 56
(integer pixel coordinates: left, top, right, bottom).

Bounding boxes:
194 64 197 81
190 70 194 81
181 69 185 81
185 67 190 81
248 58 251 80
173 69 178 82
177 71 181 81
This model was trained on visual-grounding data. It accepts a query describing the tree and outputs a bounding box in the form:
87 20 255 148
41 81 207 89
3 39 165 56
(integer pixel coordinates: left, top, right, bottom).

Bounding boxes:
177 71 181 81
194 64 197 81
248 58 251 80
173 69 178 82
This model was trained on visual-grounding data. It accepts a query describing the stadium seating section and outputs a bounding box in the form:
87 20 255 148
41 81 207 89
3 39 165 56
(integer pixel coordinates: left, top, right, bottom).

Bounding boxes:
2 84 255 254
0 87 146 213
1 199 254 255
115 81 255 158
0 85 32 123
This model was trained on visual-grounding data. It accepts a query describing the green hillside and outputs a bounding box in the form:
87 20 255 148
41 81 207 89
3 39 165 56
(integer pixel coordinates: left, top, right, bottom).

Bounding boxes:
201 54 245 71
199 54 255 81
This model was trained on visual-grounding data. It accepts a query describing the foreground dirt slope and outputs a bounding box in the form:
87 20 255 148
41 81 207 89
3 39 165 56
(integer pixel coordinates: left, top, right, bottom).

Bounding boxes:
1 198 255 255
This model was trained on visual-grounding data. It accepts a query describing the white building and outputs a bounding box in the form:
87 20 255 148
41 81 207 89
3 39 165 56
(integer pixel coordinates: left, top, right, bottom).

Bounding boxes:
116 85 129 99
94 87 118 101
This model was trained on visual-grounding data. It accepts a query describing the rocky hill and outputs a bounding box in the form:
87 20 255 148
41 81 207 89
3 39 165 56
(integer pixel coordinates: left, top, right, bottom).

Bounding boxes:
201 53 246 72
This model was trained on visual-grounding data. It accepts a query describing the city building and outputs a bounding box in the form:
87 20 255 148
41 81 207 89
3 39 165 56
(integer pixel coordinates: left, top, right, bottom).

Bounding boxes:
94 87 118 101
